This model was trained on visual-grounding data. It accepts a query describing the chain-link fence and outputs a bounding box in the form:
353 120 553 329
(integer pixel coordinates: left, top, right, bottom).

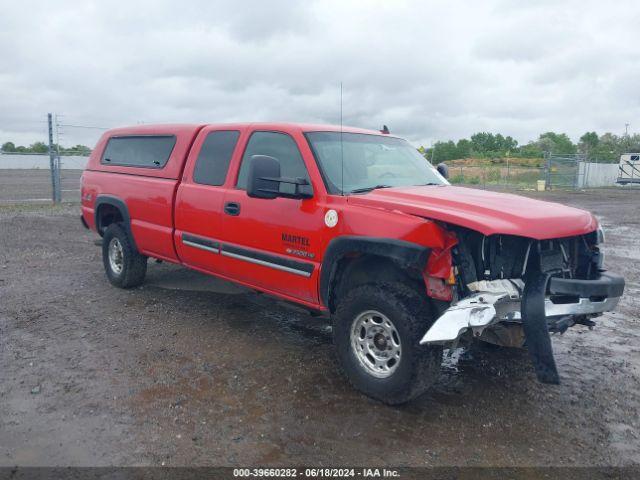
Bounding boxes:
447 155 621 190
0 113 102 204
543 153 586 189
0 153 86 204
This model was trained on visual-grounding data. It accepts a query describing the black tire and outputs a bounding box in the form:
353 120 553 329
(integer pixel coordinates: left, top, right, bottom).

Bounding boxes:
102 223 147 288
333 282 443 405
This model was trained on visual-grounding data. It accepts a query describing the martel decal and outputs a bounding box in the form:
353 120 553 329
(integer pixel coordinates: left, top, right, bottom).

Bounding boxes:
282 233 310 247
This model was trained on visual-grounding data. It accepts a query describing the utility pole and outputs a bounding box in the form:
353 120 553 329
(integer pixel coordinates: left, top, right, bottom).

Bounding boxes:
54 114 62 203
47 113 61 203
48 113 56 203
625 123 631 153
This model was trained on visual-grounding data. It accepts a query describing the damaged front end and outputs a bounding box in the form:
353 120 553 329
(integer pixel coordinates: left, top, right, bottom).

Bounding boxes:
421 226 625 384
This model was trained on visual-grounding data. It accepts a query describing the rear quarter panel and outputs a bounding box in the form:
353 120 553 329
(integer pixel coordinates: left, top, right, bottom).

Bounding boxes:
82 124 204 262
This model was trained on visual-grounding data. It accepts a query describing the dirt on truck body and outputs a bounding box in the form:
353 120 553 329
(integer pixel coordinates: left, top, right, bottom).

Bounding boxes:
77 121 624 405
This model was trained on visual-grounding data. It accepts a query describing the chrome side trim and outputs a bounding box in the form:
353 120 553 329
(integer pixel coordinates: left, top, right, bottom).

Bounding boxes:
182 240 220 254
221 250 312 278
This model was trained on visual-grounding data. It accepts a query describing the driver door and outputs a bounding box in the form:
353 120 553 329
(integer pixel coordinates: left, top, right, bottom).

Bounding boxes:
219 130 324 305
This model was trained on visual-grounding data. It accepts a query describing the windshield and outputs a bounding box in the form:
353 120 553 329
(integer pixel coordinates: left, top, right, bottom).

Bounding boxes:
305 132 448 194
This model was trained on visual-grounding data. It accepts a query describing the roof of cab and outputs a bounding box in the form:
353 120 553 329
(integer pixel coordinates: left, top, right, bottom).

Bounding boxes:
103 122 389 137
103 124 206 136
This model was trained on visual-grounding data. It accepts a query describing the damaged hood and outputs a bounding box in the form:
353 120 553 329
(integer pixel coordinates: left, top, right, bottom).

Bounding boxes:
347 185 597 240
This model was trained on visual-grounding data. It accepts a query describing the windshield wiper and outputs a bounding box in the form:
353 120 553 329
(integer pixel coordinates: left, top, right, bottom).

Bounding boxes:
349 184 393 194
416 182 440 186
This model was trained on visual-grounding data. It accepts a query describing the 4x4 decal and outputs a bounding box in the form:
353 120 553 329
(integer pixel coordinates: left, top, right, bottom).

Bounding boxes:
282 232 315 259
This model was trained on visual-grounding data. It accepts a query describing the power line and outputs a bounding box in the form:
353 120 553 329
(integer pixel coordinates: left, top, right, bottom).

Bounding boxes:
58 123 109 130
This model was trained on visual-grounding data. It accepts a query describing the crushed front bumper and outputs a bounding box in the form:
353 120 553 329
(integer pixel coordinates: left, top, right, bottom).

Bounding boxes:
420 272 625 344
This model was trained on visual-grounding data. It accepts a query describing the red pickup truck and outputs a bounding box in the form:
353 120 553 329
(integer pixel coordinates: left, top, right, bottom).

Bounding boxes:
81 122 624 404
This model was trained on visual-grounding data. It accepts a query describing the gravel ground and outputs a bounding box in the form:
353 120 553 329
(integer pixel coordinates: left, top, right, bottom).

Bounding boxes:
0 188 638 467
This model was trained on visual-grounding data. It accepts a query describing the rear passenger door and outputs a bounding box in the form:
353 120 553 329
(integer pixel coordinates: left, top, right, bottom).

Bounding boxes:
174 128 242 273
219 130 323 304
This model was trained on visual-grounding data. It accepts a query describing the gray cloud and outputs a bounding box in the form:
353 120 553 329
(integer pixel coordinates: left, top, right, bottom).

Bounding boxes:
1 0 639 149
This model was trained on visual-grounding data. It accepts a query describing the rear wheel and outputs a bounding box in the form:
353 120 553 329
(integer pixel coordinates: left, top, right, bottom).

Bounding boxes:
102 223 147 288
333 282 442 405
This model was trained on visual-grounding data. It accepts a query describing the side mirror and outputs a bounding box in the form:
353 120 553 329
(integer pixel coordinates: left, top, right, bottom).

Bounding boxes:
247 155 313 200
436 163 449 179
247 155 281 199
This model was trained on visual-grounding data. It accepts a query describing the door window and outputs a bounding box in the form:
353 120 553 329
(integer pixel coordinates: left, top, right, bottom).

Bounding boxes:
236 131 310 195
193 130 240 186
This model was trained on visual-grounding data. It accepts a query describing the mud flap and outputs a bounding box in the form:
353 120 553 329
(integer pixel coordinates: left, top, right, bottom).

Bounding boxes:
521 271 560 384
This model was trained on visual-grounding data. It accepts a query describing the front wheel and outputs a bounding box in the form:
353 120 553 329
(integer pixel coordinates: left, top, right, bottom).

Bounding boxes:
102 223 147 288
333 283 442 405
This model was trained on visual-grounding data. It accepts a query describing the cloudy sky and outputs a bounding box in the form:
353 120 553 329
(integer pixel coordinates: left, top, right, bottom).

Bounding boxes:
1 0 639 149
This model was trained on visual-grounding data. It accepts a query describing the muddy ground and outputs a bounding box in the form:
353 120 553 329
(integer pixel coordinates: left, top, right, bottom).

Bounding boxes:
0 188 638 467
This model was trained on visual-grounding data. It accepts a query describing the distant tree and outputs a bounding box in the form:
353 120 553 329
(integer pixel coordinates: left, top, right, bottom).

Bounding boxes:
456 138 472 158
1 140 93 156
579 132 599 159
470 132 496 155
502 135 518 152
430 140 459 163
579 132 599 157
63 144 91 156
516 142 544 158
80 145 91 156
466 132 518 157
590 133 622 162
536 132 576 155
1 141 16 152
627 134 640 153
29 141 48 154
425 133 531 160
423 129 640 164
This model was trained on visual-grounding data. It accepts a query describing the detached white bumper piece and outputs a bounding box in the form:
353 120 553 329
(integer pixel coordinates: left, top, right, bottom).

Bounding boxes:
419 292 509 344
420 273 624 345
